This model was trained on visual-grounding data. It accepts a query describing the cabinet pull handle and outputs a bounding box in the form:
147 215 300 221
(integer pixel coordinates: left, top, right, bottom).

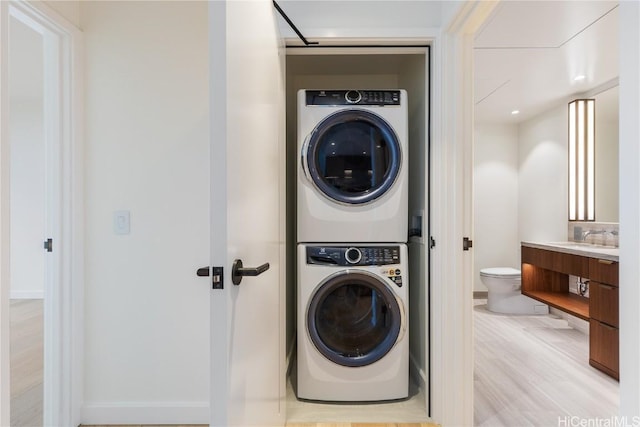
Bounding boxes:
599 284 615 291
597 259 614 265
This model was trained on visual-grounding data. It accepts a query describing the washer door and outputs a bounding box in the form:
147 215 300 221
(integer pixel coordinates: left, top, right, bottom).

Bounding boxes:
307 271 403 367
304 109 401 205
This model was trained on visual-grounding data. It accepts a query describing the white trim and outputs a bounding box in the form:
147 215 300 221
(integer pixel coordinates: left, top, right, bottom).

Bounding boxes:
10 290 45 300
0 1 83 426
430 2 497 426
209 2 229 425
281 27 442 43
81 402 209 425
619 0 640 418
0 3 11 424
409 352 428 393
286 337 295 377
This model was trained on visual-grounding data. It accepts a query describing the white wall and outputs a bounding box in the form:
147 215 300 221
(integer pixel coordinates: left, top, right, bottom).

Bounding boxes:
9 18 45 299
473 124 519 291
595 118 619 222
518 104 568 243
81 1 210 423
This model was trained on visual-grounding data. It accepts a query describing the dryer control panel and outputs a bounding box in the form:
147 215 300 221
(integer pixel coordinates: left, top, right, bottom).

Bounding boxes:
306 245 400 266
306 90 401 106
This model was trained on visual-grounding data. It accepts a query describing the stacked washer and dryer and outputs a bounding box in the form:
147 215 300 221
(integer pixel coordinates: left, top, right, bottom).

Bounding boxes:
296 89 410 402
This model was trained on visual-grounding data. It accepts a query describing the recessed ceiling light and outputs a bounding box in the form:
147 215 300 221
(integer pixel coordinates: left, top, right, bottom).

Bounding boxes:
574 75 586 81
511 110 520 115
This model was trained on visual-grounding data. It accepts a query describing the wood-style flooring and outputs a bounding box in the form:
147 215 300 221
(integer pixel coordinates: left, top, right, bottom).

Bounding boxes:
84 425 434 427
12 297 619 427
285 376 430 424
10 298 44 427
474 299 619 426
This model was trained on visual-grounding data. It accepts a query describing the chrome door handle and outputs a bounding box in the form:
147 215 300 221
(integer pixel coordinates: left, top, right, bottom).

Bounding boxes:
232 259 270 285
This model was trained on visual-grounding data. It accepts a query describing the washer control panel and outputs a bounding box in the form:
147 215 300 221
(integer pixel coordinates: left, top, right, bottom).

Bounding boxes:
306 89 401 106
306 245 400 266
306 245 404 287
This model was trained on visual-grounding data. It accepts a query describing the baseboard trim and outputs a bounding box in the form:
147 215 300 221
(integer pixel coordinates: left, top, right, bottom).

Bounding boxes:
81 401 209 425
473 291 488 299
10 290 44 299
286 338 296 377
409 352 427 391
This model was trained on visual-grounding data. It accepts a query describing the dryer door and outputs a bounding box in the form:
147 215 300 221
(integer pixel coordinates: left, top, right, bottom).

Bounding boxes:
307 270 403 367
304 109 402 205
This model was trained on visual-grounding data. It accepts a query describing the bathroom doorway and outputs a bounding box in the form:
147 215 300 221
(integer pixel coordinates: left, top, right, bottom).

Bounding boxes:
1 2 83 424
8 13 47 425
472 2 620 425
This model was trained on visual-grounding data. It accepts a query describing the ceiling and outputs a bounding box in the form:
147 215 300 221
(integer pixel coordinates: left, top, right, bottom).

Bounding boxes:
474 1 619 124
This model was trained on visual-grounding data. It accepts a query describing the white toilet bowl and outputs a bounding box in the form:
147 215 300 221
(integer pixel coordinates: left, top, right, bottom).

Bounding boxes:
480 267 549 315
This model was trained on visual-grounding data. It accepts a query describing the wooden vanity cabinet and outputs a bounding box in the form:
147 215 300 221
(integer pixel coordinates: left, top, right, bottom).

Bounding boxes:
521 247 589 320
588 258 619 380
521 245 619 380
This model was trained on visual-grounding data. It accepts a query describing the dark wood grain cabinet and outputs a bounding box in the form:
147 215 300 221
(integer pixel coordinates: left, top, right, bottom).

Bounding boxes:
521 245 619 380
588 258 619 380
521 247 589 320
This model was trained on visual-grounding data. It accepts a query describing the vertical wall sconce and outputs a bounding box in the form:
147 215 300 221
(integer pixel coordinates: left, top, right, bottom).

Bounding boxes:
568 99 595 221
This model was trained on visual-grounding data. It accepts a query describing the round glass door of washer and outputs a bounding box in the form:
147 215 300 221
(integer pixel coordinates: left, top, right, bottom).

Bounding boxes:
304 109 402 205
306 271 403 367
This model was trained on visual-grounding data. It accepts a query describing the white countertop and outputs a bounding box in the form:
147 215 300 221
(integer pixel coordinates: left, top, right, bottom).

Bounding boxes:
522 241 619 262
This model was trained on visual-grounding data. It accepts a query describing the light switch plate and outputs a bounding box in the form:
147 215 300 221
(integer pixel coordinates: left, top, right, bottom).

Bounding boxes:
114 210 130 235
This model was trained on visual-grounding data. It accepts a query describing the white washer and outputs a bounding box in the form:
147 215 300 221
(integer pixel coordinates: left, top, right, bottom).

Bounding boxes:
297 89 408 243
297 243 409 401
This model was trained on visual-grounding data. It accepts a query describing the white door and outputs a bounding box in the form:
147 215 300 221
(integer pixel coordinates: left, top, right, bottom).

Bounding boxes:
208 1 286 426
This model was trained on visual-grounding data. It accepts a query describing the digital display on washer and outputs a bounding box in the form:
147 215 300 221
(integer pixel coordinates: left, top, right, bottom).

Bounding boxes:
306 90 401 106
306 245 400 266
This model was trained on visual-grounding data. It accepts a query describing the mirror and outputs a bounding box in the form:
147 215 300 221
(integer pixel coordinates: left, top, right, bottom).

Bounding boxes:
594 86 619 222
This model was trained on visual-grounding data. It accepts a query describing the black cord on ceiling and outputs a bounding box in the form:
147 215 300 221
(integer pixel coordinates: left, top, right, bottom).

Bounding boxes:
272 0 319 46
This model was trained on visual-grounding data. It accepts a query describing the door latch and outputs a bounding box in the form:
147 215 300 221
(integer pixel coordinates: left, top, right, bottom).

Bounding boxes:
196 266 224 289
463 237 473 251
231 259 270 286
44 238 53 253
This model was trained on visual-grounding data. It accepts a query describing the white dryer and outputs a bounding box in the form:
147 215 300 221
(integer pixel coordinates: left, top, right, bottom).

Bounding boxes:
297 243 408 402
297 89 408 243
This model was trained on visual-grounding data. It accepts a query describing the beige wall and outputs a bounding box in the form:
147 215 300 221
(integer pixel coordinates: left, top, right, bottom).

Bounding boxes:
473 124 520 291
46 1 80 27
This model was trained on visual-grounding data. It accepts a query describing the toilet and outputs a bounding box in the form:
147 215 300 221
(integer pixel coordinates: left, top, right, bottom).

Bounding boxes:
480 267 549 315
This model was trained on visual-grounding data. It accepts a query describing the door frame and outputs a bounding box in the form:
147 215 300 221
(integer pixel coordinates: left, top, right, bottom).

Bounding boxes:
281 2 495 423
0 1 83 425
430 3 497 425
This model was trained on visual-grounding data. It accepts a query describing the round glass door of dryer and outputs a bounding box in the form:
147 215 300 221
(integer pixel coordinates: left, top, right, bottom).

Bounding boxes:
307 271 403 367
304 109 402 205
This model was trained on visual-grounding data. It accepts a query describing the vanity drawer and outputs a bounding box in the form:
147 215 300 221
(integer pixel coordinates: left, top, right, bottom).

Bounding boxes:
589 281 619 327
588 258 619 286
589 319 619 380
522 247 589 276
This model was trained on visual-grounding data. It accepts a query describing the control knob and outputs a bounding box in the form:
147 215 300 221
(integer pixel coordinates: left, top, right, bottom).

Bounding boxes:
345 247 362 264
345 90 362 104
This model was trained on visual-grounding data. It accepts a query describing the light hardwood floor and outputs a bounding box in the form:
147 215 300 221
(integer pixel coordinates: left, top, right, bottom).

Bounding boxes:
474 299 619 426
285 377 430 424
10 298 44 427
14 297 616 427
84 424 434 427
